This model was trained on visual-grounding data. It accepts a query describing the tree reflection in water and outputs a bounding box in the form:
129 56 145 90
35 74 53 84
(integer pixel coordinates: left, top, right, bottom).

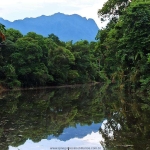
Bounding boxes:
99 85 150 150
0 84 104 150
0 84 150 150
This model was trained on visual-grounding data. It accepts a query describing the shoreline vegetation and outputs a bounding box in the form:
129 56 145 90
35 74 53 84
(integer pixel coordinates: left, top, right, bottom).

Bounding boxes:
0 30 102 89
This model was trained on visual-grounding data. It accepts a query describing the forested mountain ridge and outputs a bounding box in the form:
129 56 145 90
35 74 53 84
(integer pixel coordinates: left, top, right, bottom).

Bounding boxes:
0 13 99 42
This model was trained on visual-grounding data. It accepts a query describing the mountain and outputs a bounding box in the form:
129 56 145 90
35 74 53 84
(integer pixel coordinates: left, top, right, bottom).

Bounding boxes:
0 13 99 42
47 122 102 141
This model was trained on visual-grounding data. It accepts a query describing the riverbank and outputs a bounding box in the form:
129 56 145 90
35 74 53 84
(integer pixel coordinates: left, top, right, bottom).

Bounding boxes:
0 82 101 93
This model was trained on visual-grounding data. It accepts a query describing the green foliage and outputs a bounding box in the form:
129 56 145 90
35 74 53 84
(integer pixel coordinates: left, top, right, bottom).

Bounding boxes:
48 46 75 84
0 23 6 32
71 40 99 83
96 0 150 91
0 25 100 88
98 0 130 21
5 28 23 42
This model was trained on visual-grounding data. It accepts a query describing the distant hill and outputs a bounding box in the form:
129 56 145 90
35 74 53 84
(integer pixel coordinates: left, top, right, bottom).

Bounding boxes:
0 13 99 42
47 122 102 141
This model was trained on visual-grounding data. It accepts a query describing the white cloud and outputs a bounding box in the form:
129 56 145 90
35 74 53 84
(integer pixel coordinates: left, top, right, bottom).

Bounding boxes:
0 0 108 28
9 132 104 150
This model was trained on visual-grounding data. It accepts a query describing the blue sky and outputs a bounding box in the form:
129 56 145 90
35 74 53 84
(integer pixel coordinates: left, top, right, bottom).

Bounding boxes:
0 0 108 28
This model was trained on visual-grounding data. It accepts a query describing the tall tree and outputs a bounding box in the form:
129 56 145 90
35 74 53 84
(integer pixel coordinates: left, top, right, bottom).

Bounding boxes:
116 1 150 90
98 0 130 20
97 0 150 90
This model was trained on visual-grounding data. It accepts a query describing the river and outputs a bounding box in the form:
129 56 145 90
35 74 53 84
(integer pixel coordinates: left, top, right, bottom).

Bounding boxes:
0 84 149 150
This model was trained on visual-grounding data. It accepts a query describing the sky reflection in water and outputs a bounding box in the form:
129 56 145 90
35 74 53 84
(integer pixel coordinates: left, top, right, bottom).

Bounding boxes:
10 132 103 150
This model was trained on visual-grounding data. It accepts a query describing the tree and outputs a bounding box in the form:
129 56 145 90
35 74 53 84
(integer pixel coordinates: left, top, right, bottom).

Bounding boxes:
116 1 150 90
48 33 66 47
71 40 98 83
11 36 52 87
2 64 21 88
25 32 49 65
48 46 75 84
97 0 150 90
5 28 23 42
98 0 130 21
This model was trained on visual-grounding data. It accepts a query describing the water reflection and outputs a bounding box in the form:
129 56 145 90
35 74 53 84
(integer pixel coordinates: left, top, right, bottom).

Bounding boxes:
9 132 103 150
99 85 150 150
0 84 150 150
0 85 104 150
47 123 102 141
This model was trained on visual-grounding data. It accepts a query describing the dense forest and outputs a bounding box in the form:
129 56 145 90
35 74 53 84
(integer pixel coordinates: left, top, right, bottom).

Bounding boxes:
97 0 150 92
0 27 101 88
0 0 150 91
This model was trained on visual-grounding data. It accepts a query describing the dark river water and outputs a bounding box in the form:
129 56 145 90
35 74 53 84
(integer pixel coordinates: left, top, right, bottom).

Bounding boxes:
0 84 150 150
